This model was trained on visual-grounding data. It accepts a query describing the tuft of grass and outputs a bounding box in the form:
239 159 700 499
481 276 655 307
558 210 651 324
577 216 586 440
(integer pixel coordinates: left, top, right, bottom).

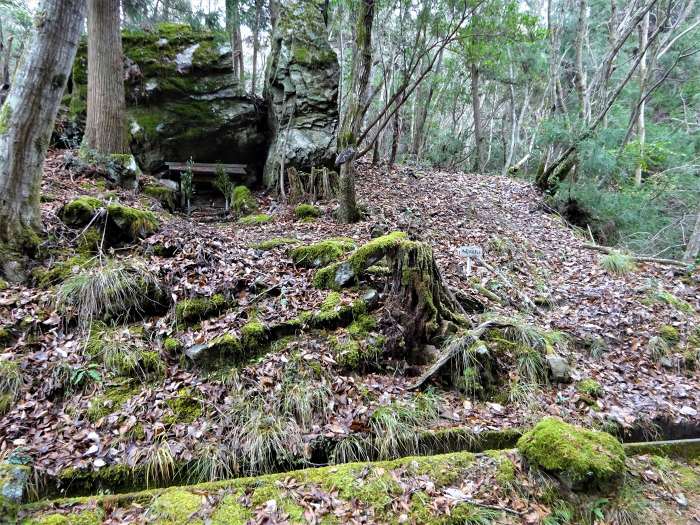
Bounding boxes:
647 336 670 360
229 408 303 475
600 251 636 275
190 442 236 483
515 345 548 385
56 260 163 326
0 359 22 402
370 395 440 460
489 316 568 353
444 335 484 398
139 439 176 488
330 435 373 464
280 378 332 430
602 480 653 525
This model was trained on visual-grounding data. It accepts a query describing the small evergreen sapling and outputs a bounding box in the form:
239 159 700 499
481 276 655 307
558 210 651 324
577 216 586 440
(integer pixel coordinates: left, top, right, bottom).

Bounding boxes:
214 163 235 214
181 157 194 216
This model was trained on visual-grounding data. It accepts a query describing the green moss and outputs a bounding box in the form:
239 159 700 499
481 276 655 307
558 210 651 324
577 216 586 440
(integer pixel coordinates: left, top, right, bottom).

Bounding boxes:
176 294 228 325
577 378 603 398
32 254 92 289
164 388 203 425
0 278 7 291
0 393 11 415
652 289 694 314
252 237 300 250
143 184 177 211
250 485 305 522
241 320 267 351
164 337 182 352
290 239 355 268
517 417 625 491
313 232 407 288
659 324 680 344
77 228 102 255
0 103 12 136
232 186 258 216
238 214 272 225
28 509 104 525
106 203 159 239
86 383 139 422
294 203 321 220
210 492 252 524
348 314 377 336
60 197 103 227
486 450 516 485
149 489 203 523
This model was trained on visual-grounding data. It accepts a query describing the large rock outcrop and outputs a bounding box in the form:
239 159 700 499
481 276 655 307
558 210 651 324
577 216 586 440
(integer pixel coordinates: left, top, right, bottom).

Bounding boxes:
262 0 340 188
70 23 268 174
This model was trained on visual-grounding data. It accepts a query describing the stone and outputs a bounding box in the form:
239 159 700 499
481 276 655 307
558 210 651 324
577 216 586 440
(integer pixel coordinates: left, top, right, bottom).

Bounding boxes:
69 23 268 175
362 288 379 309
546 355 571 383
263 0 339 188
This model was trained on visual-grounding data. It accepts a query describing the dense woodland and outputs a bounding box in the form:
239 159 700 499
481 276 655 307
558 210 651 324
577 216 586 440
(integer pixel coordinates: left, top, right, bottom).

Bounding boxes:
0 0 699 523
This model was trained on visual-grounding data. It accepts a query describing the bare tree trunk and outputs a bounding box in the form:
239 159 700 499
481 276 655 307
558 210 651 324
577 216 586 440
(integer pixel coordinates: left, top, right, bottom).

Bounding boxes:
574 0 589 121
0 0 85 248
226 0 244 95
411 50 442 159
251 0 262 94
471 63 485 172
337 0 375 224
634 11 650 186
84 0 128 155
389 111 400 168
684 209 700 263
0 22 12 105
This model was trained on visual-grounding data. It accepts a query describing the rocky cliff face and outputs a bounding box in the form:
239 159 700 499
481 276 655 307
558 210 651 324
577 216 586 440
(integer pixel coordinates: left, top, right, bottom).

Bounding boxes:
262 0 340 188
70 23 268 174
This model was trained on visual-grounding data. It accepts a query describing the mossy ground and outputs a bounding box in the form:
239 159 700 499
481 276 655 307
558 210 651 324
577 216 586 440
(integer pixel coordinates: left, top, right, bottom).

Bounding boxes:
176 294 229 325
290 238 355 268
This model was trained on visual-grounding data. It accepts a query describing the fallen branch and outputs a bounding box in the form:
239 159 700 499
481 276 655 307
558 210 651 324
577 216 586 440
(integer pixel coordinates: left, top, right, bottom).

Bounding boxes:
407 320 515 390
582 243 688 268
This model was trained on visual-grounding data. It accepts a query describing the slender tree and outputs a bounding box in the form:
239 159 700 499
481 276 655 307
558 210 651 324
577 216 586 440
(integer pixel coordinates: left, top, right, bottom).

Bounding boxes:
336 0 375 223
84 0 128 155
226 0 245 94
0 0 85 249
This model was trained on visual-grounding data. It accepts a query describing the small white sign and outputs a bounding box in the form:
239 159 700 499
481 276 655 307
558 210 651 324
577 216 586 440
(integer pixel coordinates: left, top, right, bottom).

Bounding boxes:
457 245 483 258
457 245 482 275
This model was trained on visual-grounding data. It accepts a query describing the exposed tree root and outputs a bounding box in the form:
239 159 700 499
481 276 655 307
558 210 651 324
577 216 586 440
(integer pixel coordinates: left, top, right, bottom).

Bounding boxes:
407 320 516 390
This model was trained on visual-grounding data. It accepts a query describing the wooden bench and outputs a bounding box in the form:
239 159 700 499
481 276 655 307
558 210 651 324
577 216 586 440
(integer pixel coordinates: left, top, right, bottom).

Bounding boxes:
166 161 247 180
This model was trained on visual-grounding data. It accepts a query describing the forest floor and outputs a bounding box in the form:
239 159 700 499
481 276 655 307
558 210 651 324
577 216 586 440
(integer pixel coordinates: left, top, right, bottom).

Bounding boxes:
2 150 699 523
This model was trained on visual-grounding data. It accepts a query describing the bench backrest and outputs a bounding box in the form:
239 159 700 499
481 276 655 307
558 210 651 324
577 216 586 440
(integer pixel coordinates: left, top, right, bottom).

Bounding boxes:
166 162 247 175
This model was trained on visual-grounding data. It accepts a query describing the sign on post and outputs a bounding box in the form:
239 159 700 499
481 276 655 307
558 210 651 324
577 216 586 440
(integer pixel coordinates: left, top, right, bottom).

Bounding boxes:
457 245 483 275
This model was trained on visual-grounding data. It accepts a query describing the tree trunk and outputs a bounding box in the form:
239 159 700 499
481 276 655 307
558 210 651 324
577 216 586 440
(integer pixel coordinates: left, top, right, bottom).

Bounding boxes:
684 209 700 263
574 0 589 122
389 111 400 168
337 0 375 224
634 11 650 186
470 63 485 173
84 0 128 155
226 0 244 95
251 0 262 94
0 0 85 247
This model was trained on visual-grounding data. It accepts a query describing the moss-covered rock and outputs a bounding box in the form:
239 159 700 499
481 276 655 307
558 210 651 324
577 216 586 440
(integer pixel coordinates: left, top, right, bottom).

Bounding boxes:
71 24 268 174
517 417 625 491
149 489 203 523
106 203 159 240
263 0 339 187
290 238 355 268
175 294 229 325
32 254 92 289
59 196 102 227
238 214 272 225
293 203 321 220
241 320 267 351
313 231 406 289
143 183 177 211
231 186 258 216
659 324 680 344
252 237 300 250
163 337 183 353
164 388 203 425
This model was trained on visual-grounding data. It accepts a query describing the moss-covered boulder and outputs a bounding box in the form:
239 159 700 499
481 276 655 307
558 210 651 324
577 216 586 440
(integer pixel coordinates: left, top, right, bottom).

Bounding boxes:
263 0 339 187
290 238 355 268
517 417 626 491
69 23 267 175
175 293 230 325
59 197 158 243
